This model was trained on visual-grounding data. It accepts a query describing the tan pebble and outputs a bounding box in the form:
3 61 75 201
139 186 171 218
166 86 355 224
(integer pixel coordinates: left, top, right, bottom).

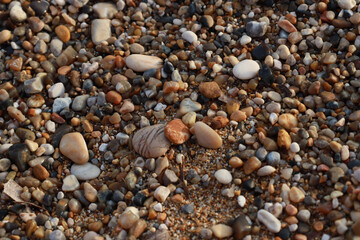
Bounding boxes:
55 25 71 42
199 81 222 98
59 132 89 164
277 129 291 150
289 187 305 203
243 156 261 175
193 122 222 149
278 113 298 130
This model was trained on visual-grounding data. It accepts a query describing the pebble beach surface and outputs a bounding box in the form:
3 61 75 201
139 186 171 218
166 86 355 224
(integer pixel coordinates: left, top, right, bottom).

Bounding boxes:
1 0 360 239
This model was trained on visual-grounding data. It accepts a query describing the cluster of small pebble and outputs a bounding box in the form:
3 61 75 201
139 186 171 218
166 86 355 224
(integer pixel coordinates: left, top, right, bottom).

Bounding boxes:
1 0 360 239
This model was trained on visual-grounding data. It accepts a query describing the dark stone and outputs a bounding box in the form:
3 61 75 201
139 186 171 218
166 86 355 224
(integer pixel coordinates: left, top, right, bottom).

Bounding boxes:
30 0 49 16
0 209 8 221
143 69 157 80
163 62 174 74
42 194 52 207
259 64 274 86
181 204 194 214
74 190 90 206
251 44 269 61
35 213 49 226
233 213 252 240
112 190 124 202
263 0 274 6
97 189 112 203
9 204 25 214
186 169 201 184
5 222 19 232
82 79 93 92
133 192 147 206
51 124 73 148
8 143 30 172
243 179 255 190
297 222 311 233
202 42 217 51
278 228 291 240
133 76 145 85
304 196 316 206
254 197 264 208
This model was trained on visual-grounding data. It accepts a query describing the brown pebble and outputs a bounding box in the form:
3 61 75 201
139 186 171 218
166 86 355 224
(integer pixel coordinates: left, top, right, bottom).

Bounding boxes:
55 25 71 42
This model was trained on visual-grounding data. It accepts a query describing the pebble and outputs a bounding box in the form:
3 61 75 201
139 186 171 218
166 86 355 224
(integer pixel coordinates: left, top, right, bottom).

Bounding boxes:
8 143 30 172
93 2 117 19
257 166 276 176
289 187 305 203
338 0 356 9
0 158 11 171
164 119 190 144
84 182 98 203
193 122 223 149
24 77 43 94
0 30 11 45
257 209 281 233
278 113 298 130
214 169 232 184
182 31 198 43
211 224 233 238
244 157 261 175
290 142 300 153
278 20 297 33
72 95 89 111
178 98 202 116
132 124 171 158
125 54 163 72
91 19 111 45
199 82 222 98
154 186 170 202
246 21 267 37
70 162 100 180
62 175 80 191
233 214 252 239
53 97 71 113
10 5 27 22
55 25 71 43
233 60 260 80
49 230 66 240
48 83 65 98
59 132 89 164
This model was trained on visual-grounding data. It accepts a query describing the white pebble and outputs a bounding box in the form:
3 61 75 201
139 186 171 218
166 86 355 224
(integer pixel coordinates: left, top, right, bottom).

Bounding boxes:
290 142 300 153
214 169 232 184
237 195 246 207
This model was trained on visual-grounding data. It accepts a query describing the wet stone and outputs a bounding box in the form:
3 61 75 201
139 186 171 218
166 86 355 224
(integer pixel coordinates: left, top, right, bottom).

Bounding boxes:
8 143 30 172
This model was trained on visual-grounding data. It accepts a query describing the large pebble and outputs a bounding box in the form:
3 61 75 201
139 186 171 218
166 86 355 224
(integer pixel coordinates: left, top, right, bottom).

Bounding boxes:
338 0 356 9
59 132 89 164
233 60 260 80
132 124 171 158
62 175 80 191
214 169 232 184
91 19 111 45
194 122 222 149
0 30 11 45
10 5 27 22
257 209 281 233
154 186 170 202
8 143 30 172
48 83 65 98
257 166 276 176
71 162 100 180
49 230 66 240
93 3 117 19
278 113 298 130
125 54 163 72
211 224 233 238
182 31 198 43
246 21 267 37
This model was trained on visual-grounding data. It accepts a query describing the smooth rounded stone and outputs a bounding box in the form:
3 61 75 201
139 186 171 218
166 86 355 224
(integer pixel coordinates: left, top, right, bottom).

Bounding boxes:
48 83 65 98
24 77 43 94
290 142 300 153
243 157 261 175
132 124 171 158
178 98 202 116
53 97 71 113
338 0 356 9
322 53 337 65
182 31 198 43
278 113 298 130
210 224 233 238
277 129 291 150
267 91 282 102
266 152 281 166
164 119 190 144
125 54 163 72
0 158 11 171
84 182 98 203
62 175 80 192
353 168 360 182
8 143 30 172
60 132 89 164
16 128 35 141
72 95 89 111
278 20 297 33
0 30 11 45
10 5 27 22
71 163 100 180
233 214 252 240
93 3 117 19
257 166 276 176
154 186 170 202
233 60 260 80
349 110 360 121
55 25 70 43
246 21 267 37
83 231 102 240
91 19 111 45
240 35 252 45
266 102 281 113
194 122 222 149
289 187 305 203
49 230 66 240
214 169 232 184
199 228 213 239
50 39 63 57
257 209 281 233
30 0 49 15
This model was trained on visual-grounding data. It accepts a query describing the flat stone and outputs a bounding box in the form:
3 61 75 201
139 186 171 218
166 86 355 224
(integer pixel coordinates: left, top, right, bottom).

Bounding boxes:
257 209 281 233
233 60 260 80
53 97 72 113
257 166 276 176
49 230 66 240
278 20 297 33
71 162 100 180
59 132 89 164
62 175 80 192
178 98 202 116
132 124 171 158
194 122 222 149
0 158 11 171
125 54 163 72
91 19 111 45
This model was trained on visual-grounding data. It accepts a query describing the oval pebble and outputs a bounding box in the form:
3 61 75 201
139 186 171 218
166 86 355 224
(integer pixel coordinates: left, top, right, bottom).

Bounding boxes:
233 60 260 80
257 209 281 233
214 169 232 184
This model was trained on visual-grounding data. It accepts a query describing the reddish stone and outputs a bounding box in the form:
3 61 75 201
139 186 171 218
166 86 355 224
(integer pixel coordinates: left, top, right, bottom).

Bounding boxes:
106 91 122 105
163 81 179 94
211 116 229 129
51 113 65 124
32 164 50 180
278 20 297 33
164 119 191 144
199 81 222 98
7 57 23 71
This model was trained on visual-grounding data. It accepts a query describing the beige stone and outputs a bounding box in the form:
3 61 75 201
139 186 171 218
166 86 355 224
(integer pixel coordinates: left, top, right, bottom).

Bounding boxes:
193 122 222 149
59 132 89 164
